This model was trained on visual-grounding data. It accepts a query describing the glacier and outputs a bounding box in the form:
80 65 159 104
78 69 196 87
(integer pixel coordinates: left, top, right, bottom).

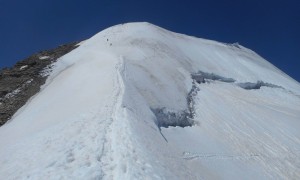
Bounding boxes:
0 22 299 179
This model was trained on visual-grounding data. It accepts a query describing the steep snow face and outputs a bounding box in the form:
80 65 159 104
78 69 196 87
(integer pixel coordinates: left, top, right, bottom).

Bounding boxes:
0 22 300 179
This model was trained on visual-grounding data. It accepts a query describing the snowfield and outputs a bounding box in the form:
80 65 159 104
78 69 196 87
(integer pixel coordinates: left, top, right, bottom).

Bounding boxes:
0 22 300 179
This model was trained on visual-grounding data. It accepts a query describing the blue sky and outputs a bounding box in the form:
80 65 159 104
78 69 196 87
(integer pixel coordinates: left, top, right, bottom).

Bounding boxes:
0 0 299 82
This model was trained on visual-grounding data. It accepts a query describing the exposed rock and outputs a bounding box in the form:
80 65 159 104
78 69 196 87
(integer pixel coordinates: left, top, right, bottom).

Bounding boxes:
0 42 79 126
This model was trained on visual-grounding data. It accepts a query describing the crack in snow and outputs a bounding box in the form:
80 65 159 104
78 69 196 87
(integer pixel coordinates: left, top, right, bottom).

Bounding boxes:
191 70 290 91
237 81 283 90
151 81 199 128
182 152 260 161
182 151 300 162
192 71 236 84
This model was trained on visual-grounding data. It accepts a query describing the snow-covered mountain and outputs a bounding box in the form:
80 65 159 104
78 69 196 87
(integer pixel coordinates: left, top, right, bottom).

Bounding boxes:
0 22 299 180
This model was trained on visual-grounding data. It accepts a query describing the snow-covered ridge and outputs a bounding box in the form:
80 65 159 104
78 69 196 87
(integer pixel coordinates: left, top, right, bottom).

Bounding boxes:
0 22 299 179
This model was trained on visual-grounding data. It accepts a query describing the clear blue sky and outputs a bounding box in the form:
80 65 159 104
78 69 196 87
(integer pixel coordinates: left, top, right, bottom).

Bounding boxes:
1 0 299 82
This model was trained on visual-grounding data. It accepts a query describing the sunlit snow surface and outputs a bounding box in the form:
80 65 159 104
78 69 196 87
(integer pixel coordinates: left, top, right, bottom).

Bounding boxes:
0 22 299 179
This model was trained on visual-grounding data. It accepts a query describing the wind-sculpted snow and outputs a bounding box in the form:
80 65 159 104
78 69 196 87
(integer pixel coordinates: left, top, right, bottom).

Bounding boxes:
155 70 288 130
0 22 300 180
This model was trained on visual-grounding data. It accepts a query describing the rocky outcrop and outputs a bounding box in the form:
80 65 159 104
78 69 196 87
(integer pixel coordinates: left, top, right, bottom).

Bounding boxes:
0 42 79 126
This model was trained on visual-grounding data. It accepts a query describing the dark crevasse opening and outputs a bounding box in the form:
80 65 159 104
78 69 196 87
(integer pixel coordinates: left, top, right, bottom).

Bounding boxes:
151 108 194 128
192 71 283 91
151 71 285 129
192 71 235 84
151 81 200 128
237 81 283 90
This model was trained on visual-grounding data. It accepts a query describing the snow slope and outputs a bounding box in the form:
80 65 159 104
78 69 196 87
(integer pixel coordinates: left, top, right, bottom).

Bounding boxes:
0 22 299 179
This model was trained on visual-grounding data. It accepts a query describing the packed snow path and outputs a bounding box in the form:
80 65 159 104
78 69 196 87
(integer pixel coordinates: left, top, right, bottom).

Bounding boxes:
0 22 300 179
